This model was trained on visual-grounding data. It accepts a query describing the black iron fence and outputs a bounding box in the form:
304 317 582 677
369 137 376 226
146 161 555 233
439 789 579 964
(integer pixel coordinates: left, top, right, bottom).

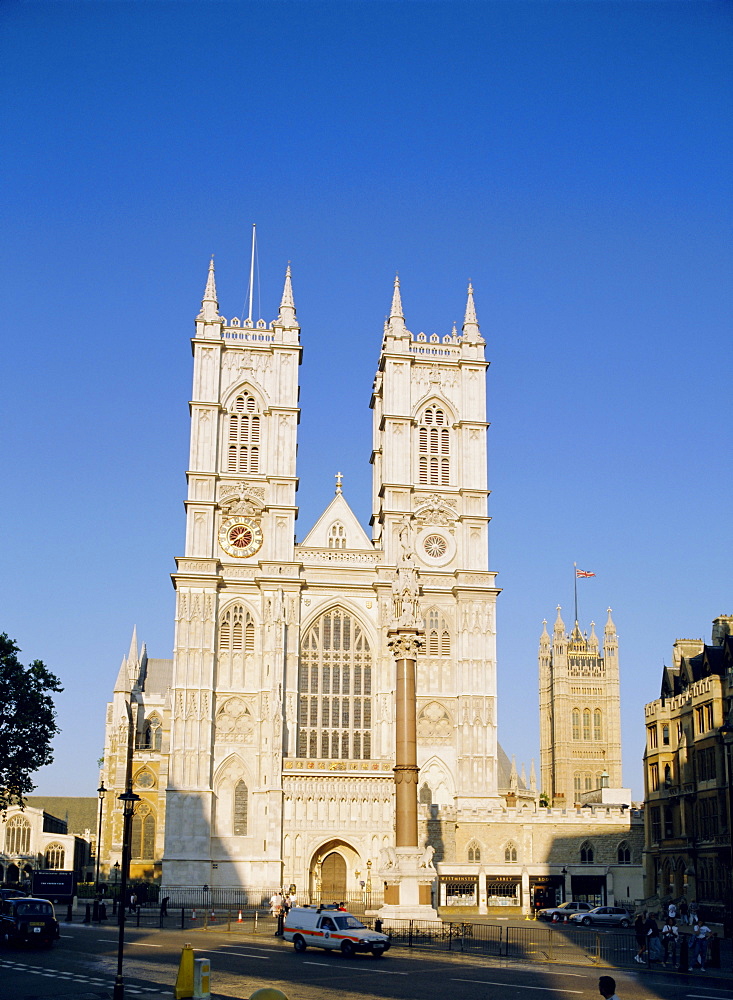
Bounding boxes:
156 886 384 913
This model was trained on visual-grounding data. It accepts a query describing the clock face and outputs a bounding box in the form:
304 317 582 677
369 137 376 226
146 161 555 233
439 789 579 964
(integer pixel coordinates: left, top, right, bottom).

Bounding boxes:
219 516 264 558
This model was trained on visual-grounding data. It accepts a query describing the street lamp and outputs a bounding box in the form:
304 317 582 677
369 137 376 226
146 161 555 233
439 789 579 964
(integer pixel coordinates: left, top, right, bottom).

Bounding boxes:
113 787 140 1000
95 781 107 894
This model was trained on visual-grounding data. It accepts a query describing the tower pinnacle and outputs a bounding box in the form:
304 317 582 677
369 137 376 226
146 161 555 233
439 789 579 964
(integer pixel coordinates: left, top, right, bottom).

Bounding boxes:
386 274 408 337
462 281 482 343
199 256 219 322
277 263 298 327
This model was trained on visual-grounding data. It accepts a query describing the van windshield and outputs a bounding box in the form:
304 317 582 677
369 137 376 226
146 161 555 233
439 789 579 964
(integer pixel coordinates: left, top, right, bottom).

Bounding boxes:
335 916 365 930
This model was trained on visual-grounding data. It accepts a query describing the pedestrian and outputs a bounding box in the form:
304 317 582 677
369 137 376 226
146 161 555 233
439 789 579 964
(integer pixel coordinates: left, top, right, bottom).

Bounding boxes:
634 912 647 963
661 917 679 967
667 900 677 921
128 891 137 914
598 975 620 1000
689 920 711 972
689 900 698 923
679 898 689 924
270 891 281 918
160 896 169 917
645 912 663 963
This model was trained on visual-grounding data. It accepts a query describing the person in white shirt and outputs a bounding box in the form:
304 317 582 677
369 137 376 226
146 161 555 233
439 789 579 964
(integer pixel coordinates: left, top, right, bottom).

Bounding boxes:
661 918 679 966
667 901 677 920
689 921 711 972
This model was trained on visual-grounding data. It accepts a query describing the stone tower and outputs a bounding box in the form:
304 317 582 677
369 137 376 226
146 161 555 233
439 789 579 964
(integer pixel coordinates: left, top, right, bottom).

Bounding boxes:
538 607 622 806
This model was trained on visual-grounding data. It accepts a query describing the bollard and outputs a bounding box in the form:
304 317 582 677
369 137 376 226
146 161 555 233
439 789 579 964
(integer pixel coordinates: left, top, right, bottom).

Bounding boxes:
66 902 73 922
193 957 210 999
679 934 689 972
175 943 195 999
83 903 91 924
92 899 100 922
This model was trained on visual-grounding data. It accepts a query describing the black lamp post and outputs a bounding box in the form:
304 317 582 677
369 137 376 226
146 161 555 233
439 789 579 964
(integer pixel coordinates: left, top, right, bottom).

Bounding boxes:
113 787 140 1000
561 867 568 903
95 781 106 894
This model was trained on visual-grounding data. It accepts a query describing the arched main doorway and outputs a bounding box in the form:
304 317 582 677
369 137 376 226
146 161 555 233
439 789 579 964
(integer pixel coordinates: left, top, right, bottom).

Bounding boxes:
321 852 347 898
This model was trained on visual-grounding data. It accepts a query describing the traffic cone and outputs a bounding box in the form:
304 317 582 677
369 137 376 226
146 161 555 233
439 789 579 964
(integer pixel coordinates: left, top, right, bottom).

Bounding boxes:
237 910 243 923
191 908 197 921
210 908 216 923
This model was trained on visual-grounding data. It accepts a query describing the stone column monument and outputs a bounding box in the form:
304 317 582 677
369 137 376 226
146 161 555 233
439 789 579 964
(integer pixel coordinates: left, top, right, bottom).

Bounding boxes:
378 520 439 921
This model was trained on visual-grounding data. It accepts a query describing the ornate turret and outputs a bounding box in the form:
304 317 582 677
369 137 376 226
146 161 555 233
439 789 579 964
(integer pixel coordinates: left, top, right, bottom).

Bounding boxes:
461 281 482 344
277 263 298 328
199 256 219 323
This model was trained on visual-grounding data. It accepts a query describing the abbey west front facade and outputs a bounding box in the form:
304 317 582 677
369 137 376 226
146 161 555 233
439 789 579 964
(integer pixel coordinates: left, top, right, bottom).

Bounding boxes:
102 263 501 898
100 262 644 910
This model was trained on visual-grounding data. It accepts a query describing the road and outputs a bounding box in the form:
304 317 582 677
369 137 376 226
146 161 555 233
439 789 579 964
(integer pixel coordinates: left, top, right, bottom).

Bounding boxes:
2 919 732 1000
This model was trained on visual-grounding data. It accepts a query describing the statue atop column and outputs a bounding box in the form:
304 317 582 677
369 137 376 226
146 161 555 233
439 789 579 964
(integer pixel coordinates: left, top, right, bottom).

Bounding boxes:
392 517 420 628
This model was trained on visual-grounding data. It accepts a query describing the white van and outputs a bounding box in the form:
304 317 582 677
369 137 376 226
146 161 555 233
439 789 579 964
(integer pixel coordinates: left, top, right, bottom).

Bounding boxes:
283 906 390 958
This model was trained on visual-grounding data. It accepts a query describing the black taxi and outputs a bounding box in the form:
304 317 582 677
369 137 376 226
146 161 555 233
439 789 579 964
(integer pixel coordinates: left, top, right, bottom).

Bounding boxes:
0 896 59 948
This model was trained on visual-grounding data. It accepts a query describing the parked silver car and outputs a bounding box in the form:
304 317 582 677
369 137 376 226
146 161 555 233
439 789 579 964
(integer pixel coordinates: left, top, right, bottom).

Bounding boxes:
537 901 592 922
569 905 631 928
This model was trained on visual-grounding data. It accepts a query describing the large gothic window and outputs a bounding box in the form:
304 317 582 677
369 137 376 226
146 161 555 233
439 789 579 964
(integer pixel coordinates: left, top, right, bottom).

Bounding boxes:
219 605 255 652
131 804 155 860
226 392 261 474
45 843 65 869
418 405 450 486
424 609 451 657
233 780 248 835
6 816 30 855
298 608 372 760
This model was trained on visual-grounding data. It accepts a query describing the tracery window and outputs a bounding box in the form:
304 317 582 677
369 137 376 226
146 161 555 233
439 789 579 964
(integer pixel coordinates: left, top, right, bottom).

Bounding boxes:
583 709 591 741
425 608 451 657
574 772 582 799
328 523 346 549
504 841 518 863
138 714 162 751
5 816 31 855
580 841 594 864
219 605 255 652
572 709 580 740
418 405 450 486
467 841 481 863
131 803 155 860
45 843 65 869
593 709 602 741
617 841 631 864
298 608 372 760
226 392 261 474
233 780 248 835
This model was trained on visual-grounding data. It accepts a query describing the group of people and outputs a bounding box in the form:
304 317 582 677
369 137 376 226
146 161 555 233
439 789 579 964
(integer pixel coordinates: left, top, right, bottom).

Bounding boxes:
634 900 712 971
269 889 297 917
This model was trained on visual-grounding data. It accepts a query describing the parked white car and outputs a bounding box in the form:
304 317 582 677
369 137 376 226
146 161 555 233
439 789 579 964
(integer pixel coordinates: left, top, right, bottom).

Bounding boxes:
283 906 390 957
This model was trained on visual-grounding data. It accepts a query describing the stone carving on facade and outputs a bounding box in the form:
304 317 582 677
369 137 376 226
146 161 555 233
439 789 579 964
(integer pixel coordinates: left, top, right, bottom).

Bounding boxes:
413 495 457 529
221 349 271 386
218 482 265 518
214 697 254 744
419 844 435 868
379 845 398 869
388 633 424 660
391 518 421 628
417 701 452 741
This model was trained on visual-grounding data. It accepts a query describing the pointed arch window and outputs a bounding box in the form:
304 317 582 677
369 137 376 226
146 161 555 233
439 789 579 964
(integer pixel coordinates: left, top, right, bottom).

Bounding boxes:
44 843 65 869
226 392 261 474
574 772 582 800
298 608 372 760
233 780 248 835
219 605 255 653
467 840 481 863
582 708 591 741
579 840 594 864
424 609 451 658
617 841 631 864
504 841 518 863
131 803 155 860
328 523 346 549
137 714 162 751
572 709 581 740
5 816 31 855
418 405 450 486
593 709 602 741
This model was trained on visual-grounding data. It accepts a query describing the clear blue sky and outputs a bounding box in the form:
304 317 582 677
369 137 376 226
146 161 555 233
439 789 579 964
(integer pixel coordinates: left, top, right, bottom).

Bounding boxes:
2 1 731 800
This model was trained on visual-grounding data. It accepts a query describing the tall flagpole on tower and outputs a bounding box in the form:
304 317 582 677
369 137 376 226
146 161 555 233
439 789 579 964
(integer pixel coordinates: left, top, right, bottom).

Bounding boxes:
573 562 578 624
247 223 256 324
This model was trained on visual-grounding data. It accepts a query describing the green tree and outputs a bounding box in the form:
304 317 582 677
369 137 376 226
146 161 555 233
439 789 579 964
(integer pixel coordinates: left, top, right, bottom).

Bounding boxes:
0 633 63 812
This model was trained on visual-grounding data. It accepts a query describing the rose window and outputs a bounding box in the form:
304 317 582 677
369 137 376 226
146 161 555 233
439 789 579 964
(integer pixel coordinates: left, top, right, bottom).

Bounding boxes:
423 534 447 558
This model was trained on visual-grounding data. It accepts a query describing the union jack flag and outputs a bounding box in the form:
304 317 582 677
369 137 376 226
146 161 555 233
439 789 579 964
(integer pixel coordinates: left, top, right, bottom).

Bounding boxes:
576 568 596 578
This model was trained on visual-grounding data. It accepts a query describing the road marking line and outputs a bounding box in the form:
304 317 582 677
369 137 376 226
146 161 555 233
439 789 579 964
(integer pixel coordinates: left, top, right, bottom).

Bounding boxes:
304 961 332 966
217 952 270 959
686 995 733 999
128 941 162 947
453 978 582 994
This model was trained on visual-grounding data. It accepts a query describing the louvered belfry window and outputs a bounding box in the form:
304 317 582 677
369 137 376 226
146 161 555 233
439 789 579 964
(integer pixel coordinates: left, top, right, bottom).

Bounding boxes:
227 392 261 474
425 608 451 657
219 605 255 653
418 405 450 486
298 608 372 759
